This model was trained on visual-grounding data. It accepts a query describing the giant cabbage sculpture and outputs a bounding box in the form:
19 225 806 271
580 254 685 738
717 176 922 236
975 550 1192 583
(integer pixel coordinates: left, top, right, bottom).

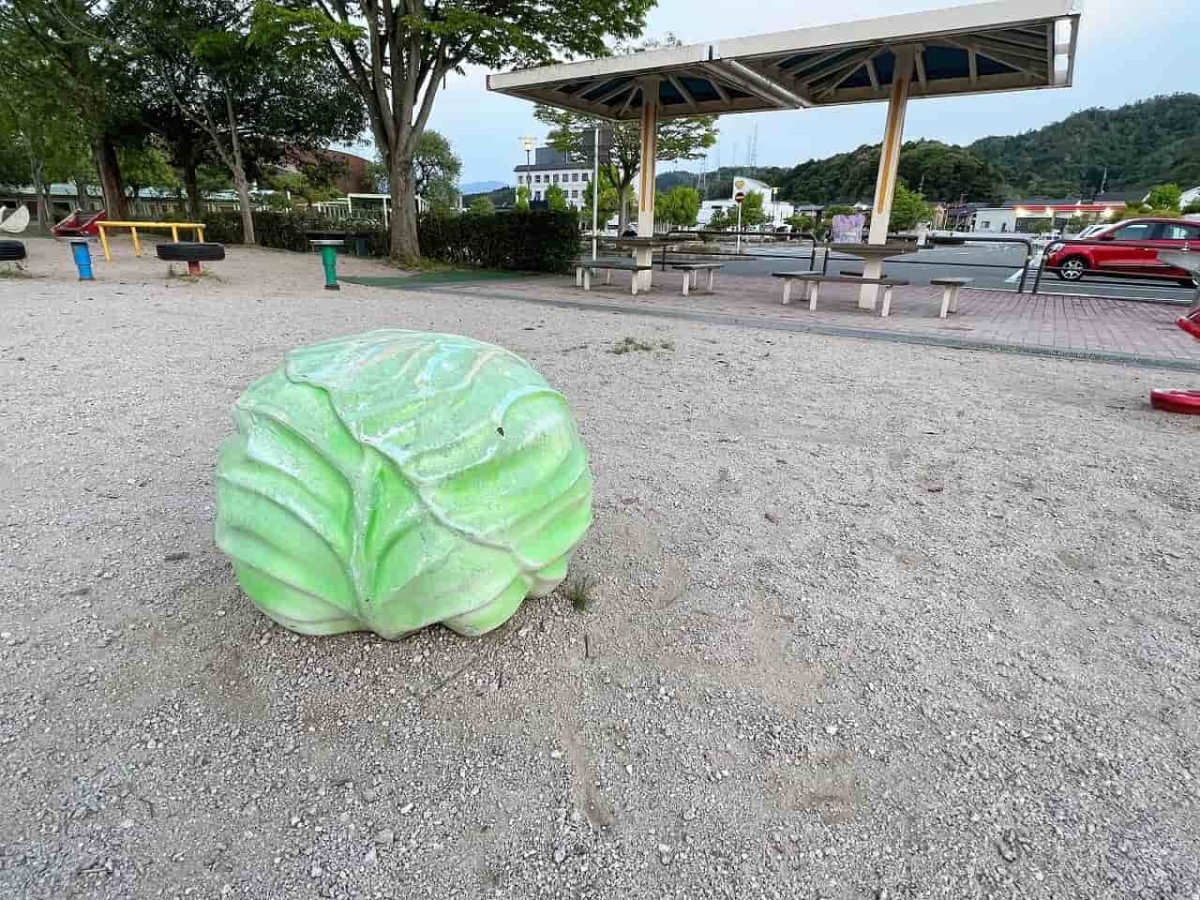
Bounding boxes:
214 329 594 638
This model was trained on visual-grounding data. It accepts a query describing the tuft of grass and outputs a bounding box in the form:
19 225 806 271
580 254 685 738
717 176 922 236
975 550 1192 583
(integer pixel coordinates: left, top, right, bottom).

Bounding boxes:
563 576 596 613
609 336 673 355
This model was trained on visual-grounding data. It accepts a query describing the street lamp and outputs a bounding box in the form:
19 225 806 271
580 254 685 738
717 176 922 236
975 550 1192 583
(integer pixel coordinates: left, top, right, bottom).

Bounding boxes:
520 135 536 170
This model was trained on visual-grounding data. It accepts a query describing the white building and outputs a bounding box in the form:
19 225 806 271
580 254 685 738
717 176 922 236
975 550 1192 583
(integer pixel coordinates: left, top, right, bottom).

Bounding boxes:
514 146 591 209
697 176 794 229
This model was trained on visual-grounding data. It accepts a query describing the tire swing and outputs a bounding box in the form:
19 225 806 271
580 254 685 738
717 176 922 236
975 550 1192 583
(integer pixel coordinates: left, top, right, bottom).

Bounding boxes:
1150 306 1200 415
156 241 225 277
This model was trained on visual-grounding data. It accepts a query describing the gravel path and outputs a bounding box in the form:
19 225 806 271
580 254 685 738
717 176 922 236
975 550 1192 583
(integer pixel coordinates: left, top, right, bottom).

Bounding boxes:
2 242 1199 899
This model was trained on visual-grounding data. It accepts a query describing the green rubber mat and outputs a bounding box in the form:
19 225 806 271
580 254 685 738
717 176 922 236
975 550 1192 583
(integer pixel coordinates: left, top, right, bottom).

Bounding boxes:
341 270 528 288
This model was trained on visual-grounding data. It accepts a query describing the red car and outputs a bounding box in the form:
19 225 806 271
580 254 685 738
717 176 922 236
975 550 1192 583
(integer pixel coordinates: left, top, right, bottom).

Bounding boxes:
1046 218 1200 287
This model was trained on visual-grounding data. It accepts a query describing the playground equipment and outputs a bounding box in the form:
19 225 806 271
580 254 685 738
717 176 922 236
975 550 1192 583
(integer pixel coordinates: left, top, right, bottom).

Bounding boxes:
309 238 343 290
52 209 106 238
213 329 594 638
156 241 225 277
0 240 27 267
0 205 30 234
96 220 206 261
69 239 95 280
1149 250 1200 415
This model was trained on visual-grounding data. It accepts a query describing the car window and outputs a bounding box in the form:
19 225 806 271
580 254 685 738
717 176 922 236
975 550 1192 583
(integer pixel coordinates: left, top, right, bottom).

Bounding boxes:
1160 223 1200 241
1112 223 1158 241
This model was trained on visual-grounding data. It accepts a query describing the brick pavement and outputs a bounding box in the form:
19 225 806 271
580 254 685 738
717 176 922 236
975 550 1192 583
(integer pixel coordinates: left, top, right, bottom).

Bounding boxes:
428 270 1200 370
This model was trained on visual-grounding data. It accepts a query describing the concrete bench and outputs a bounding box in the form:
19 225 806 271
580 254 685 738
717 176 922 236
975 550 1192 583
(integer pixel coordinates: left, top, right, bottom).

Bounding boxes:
671 262 723 296
772 271 909 315
930 277 973 318
575 258 654 296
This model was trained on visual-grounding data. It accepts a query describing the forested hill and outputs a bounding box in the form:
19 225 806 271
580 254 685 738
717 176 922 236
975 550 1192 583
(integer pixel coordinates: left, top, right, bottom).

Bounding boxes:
968 93 1200 198
659 94 1200 205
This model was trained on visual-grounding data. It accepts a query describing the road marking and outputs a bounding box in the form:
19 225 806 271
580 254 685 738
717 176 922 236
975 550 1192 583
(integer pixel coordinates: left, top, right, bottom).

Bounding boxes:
1005 268 1026 283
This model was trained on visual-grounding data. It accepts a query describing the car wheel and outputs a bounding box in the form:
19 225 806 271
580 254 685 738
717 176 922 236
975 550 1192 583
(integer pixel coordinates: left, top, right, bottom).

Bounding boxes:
1057 256 1087 281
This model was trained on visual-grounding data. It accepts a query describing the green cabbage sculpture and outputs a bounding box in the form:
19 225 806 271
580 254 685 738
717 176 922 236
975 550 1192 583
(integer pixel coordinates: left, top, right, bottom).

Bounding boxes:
214 329 594 638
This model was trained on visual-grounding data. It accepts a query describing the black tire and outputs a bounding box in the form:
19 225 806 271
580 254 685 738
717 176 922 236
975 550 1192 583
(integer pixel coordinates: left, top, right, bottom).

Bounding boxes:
0 240 27 262
156 242 225 263
1178 276 1199 289
1055 255 1087 282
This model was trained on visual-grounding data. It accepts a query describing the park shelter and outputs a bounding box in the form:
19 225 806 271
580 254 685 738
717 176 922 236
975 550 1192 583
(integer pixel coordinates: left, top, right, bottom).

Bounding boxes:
488 0 1082 301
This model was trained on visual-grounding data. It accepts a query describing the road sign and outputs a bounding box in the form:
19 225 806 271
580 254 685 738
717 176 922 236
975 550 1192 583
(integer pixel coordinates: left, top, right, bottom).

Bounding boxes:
734 191 746 204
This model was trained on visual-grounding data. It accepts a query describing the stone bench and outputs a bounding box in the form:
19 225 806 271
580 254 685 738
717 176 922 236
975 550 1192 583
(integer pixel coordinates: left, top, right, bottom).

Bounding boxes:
772 271 909 315
930 277 973 318
671 262 723 296
575 258 654 296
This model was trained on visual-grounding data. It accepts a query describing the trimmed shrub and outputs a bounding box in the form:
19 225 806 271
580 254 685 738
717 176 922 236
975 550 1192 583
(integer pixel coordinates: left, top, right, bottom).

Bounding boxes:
202 208 579 273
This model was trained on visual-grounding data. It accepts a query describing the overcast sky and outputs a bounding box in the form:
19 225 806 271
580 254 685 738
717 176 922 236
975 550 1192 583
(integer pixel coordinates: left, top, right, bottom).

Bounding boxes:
424 0 1197 186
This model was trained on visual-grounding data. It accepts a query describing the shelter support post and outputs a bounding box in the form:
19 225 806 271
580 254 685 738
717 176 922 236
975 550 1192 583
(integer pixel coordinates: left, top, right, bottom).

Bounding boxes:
860 47 913 310
635 78 660 291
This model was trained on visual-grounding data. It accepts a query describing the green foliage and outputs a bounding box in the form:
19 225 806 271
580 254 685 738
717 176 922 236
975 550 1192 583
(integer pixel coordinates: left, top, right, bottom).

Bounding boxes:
778 140 1002 205
544 183 568 212
469 196 495 215
969 94 1200 196
515 184 531 210
120 148 181 197
214 329 593 638
1145 183 1183 211
888 182 931 231
1184 201 1200 215
787 213 815 233
655 185 701 227
414 131 462 211
739 191 767 227
256 0 656 259
418 210 582 272
707 207 730 231
582 170 623 225
1027 219 1053 235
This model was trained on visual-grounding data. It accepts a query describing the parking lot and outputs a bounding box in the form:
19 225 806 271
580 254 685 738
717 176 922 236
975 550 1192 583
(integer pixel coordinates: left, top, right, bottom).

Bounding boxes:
705 241 1199 304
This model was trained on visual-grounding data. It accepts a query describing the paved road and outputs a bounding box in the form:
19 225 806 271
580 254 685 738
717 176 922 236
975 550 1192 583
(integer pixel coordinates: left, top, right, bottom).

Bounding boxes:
687 241 1199 304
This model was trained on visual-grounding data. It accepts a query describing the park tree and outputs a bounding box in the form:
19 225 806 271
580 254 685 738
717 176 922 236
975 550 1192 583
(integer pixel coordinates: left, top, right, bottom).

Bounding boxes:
120 147 181 203
536 107 717 232
655 185 701 227
888 181 931 231
582 169 624 227
0 0 140 217
125 0 364 243
412 131 461 212
467 196 494 215
545 183 570 212
739 191 767 228
1145 183 1183 211
706 207 730 231
256 0 654 263
514 184 531 210
787 213 815 233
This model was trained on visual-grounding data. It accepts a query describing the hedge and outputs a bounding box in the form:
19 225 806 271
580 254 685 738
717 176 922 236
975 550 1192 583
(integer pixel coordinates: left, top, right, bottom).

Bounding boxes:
200 209 579 273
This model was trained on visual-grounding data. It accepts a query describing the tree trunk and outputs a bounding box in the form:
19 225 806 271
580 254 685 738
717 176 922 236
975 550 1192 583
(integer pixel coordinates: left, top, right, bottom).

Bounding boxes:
74 173 89 212
224 88 255 245
389 152 420 264
92 136 128 219
29 156 47 230
182 155 201 220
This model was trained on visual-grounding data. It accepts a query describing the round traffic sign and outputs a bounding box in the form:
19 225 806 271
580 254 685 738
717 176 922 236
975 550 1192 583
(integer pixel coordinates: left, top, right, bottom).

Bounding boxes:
734 191 745 204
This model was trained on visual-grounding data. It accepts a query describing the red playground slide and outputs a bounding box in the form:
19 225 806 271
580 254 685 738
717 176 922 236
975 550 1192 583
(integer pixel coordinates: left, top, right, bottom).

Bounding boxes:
51 209 106 238
1150 306 1200 415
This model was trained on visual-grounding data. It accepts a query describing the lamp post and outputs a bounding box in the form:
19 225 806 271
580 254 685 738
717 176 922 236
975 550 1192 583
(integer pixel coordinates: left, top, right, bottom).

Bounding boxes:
520 134 536 173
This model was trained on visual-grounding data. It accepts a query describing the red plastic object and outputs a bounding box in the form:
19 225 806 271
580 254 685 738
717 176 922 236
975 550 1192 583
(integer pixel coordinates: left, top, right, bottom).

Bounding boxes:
1177 308 1200 341
51 209 106 238
1150 389 1200 415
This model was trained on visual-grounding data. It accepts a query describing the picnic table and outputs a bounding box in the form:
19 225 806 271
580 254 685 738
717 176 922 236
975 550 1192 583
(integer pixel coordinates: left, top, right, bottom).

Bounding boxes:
96 220 206 261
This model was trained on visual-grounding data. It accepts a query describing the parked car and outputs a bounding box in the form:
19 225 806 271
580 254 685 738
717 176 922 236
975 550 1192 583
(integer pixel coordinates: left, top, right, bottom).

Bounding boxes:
1046 217 1200 286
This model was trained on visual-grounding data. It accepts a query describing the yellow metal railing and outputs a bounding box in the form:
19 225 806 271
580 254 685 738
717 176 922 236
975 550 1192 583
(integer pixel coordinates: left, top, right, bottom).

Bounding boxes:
96 221 207 261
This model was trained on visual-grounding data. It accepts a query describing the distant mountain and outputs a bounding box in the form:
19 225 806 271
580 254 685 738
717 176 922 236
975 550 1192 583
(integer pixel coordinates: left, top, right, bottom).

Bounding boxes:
459 180 506 195
658 94 1200 206
968 93 1200 197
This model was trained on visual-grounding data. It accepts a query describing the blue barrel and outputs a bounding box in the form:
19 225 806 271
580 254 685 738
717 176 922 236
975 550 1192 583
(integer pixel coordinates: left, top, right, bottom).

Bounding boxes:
70 239 94 281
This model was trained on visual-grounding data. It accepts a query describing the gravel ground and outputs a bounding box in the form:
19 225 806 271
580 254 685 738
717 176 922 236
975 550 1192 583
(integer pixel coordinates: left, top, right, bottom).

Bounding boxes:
2 240 1199 899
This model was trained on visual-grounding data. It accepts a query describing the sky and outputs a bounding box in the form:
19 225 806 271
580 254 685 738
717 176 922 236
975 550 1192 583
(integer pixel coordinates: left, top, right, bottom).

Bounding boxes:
416 0 1199 188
